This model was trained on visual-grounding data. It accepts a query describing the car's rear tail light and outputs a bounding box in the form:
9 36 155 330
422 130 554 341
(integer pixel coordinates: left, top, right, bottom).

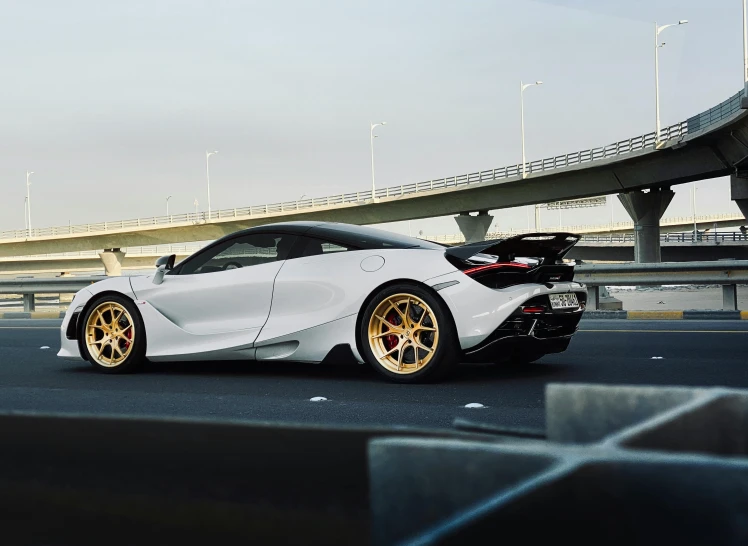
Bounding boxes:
521 305 547 314
462 262 531 276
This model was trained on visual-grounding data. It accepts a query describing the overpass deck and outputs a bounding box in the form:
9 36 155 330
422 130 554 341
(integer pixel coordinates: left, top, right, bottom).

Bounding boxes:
0 89 746 258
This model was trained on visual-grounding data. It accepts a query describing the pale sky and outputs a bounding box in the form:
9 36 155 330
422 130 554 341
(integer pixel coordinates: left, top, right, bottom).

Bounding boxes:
0 0 745 238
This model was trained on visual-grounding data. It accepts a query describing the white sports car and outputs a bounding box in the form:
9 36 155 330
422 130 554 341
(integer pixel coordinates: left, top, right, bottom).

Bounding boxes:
58 222 587 383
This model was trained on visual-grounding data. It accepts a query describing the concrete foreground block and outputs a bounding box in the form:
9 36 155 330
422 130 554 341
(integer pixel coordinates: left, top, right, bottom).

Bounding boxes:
369 383 748 545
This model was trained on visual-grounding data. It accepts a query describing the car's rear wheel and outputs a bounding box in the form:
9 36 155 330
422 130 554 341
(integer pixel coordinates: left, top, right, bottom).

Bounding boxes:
81 294 146 374
360 284 458 383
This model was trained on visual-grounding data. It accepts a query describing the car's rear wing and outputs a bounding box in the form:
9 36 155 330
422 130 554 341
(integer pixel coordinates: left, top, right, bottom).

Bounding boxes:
444 232 581 266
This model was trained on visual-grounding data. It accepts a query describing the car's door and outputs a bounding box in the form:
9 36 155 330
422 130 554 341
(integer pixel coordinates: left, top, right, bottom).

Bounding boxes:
257 236 363 342
132 232 297 338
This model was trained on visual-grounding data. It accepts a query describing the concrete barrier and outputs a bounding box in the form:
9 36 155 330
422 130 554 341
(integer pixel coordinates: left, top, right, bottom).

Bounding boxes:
370 383 748 545
3 384 748 544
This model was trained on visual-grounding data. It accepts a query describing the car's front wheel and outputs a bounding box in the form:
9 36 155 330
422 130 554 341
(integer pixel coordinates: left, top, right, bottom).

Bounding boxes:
360 283 458 383
81 294 146 374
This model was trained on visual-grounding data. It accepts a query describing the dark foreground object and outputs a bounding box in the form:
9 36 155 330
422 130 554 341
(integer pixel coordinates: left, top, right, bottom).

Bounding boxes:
2 384 748 545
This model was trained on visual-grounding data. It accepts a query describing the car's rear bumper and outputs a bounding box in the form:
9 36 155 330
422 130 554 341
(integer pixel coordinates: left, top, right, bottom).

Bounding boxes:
461 293 586 363
426 270 587 351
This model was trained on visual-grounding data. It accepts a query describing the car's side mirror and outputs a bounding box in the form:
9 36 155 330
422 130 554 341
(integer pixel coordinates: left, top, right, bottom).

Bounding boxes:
155 254 176 270
153 254 176 285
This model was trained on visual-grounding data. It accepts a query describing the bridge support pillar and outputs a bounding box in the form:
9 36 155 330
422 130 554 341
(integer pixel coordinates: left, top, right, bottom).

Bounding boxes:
618 188 674 263
454 211 493 243
730 174 748 221
99 249 126 276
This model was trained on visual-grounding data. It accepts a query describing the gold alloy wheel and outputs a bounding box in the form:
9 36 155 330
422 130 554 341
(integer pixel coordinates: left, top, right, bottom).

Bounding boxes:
367 293 440 374
85 302 135 367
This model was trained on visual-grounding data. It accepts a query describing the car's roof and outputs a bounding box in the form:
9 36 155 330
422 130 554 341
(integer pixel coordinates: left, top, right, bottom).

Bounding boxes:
217 221 444 250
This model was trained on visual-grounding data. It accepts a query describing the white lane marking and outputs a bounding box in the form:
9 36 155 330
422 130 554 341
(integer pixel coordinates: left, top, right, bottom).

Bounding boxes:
651 356 664 359
40 346 50 350
309 396 328 402
464 403 485 409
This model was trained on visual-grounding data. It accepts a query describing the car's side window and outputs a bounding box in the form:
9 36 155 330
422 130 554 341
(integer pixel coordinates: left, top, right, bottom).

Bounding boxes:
294 236 357 258
177 233 297 275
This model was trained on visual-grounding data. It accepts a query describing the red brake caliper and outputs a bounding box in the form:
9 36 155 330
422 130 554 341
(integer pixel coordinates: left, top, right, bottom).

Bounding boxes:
123 323 132 351
383 310 401 351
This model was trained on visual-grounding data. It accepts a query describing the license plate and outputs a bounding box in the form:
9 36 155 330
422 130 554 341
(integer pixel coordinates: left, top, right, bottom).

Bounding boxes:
549 293 579 309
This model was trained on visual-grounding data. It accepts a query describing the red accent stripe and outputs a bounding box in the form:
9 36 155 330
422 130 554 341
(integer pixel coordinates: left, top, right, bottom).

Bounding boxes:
462 262 531 275
521 306 546 313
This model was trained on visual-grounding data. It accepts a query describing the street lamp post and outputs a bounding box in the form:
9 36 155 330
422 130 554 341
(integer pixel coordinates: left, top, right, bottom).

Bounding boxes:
206 150 218 219
166 195 172 216
194 198 199 219
370 122 387 200
520 81 542 179
25 171 34 237
654 20 688 142
521 81 542 230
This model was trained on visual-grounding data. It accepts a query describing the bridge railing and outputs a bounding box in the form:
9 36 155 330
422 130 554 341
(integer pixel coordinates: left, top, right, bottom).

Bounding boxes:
1 88 744 243
686 89 745 133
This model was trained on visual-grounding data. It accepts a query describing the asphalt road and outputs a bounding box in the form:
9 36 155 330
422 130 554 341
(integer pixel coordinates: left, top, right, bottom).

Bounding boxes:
1 318 747 431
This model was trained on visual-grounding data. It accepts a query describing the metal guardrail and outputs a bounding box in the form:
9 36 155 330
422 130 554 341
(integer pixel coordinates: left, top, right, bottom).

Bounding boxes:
0 276 106 312
0 277 106 295
0 89 743 243
575 260 748 311
2 260 746 312
580 231 748 244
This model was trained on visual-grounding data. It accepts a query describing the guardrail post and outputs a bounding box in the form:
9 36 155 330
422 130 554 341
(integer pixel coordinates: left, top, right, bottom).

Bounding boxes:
23 294 35 312
722 284 738 311
587 286 600 310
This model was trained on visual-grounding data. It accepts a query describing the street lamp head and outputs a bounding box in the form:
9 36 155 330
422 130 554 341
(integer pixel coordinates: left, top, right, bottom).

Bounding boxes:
678 20 688 25
535 81 543 85
381 121 387 125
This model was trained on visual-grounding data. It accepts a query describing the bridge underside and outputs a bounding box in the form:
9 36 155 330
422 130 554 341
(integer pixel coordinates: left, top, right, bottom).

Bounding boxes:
0 102 747 259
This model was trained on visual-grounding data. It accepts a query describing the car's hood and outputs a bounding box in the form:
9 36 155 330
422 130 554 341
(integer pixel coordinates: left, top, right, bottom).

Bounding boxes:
445 232 580 265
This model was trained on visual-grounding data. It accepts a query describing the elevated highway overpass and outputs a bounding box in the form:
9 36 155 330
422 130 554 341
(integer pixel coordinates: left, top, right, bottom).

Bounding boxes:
0 89 746 264
3 230 748 277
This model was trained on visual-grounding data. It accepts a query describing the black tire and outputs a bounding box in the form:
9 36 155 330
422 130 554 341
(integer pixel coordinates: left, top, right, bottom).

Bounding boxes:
359 283 459 383
79 294 147 374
